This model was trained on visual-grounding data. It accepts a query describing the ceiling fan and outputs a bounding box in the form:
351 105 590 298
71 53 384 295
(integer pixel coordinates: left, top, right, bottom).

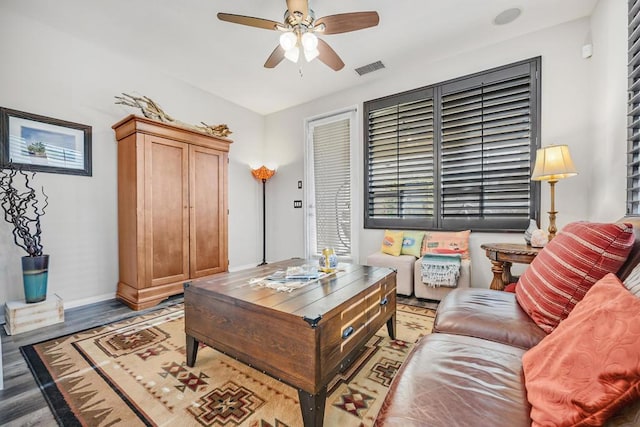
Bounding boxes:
217 0 380 71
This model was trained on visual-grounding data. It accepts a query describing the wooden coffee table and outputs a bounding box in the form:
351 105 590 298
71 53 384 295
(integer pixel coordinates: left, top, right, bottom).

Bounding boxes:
184 259 396 427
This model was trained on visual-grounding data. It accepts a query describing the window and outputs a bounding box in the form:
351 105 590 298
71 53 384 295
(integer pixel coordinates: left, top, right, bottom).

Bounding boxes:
628 0 640 214
305 109 358 259
366 90 436 229
364 57 541 231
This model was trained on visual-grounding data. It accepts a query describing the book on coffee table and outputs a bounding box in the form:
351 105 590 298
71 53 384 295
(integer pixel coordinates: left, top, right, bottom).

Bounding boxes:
263 266 320 282
284 266 320 280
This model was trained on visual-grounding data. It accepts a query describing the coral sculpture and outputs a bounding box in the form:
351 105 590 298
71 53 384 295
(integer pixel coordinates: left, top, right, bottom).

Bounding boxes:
114 93 232 138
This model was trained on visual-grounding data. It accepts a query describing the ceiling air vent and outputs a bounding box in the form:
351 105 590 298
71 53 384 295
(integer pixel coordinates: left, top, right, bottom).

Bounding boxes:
355 60 385 76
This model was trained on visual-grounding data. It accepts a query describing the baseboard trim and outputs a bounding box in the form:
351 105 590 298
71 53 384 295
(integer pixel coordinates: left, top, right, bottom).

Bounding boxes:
64 292 116 310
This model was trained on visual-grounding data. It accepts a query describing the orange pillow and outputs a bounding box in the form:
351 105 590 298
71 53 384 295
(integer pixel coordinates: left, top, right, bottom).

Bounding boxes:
380 230 403 256
420 230 470 260
522 273 640 427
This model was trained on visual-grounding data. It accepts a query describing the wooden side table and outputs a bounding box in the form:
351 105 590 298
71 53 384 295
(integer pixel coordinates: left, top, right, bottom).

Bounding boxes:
481 243 541 291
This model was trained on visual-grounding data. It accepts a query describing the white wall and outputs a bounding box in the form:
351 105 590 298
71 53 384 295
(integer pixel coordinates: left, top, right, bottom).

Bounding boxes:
0 9 264 308
265 17 605 288
589 0 628 220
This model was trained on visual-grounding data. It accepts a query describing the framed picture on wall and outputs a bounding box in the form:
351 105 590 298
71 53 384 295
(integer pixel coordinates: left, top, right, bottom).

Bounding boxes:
0 107 92 176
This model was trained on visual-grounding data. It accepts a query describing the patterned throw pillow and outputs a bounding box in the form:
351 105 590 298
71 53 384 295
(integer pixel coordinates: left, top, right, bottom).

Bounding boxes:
420 230 471 260
515 221 634 333
623 262 640 297
380 230 404 256
400 231 426 258
522 274 640 427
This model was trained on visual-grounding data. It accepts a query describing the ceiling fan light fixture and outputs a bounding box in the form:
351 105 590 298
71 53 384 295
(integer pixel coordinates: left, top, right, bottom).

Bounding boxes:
279 31 297 50
303 47 319 62
301 32 318 50
284 46 300 63
301 32 319 62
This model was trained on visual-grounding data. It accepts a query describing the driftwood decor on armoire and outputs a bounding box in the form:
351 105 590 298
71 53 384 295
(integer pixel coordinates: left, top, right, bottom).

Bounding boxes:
113 115 232 310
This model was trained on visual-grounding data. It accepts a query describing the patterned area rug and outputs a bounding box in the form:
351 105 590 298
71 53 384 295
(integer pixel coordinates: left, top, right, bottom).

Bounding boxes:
21 302 435 426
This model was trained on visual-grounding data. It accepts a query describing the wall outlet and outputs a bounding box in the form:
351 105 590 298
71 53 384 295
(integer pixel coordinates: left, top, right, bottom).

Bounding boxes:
294 200 302 208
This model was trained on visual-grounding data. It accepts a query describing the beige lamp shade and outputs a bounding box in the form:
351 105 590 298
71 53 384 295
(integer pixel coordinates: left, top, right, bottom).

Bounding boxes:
531 145 578 182
531 144 578 241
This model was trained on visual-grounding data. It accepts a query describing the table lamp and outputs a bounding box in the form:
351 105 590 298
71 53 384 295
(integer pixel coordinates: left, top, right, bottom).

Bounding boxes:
531 145 578 240
251 166 276 266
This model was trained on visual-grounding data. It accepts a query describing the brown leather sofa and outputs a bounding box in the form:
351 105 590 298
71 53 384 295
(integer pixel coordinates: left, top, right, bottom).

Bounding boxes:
375 218 640 427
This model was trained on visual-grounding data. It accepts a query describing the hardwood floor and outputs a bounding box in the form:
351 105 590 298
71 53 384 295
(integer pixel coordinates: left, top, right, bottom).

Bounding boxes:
0 295 184 426
397 294 439 311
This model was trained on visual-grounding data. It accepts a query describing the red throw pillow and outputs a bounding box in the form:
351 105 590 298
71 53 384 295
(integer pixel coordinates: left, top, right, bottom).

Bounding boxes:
503 283 517 293
522 274 640 427
515 221 634 333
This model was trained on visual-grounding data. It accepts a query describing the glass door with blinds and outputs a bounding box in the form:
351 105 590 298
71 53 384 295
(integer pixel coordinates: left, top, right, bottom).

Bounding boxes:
305 109 358 260
628 0 640 214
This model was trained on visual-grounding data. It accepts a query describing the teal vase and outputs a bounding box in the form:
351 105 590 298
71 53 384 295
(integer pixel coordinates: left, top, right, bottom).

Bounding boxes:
22 255 49 303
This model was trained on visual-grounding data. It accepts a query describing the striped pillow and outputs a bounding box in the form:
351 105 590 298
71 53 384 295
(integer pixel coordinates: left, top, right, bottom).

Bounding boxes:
515 222 634 333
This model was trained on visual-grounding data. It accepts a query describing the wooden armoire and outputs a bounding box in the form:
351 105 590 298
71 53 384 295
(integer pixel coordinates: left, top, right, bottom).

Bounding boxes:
113 115 232 310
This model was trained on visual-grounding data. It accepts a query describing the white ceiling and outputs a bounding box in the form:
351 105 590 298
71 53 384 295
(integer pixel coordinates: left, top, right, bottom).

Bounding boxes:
6 0 598 115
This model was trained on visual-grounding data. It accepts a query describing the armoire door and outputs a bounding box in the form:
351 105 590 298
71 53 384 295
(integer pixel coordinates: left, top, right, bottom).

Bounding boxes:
189 144 228 277
145 135 190 287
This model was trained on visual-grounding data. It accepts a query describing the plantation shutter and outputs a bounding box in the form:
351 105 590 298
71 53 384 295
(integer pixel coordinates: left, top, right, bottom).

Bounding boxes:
440 62 538 230
365 89 436 229
628 0 640 214
311 118 351 256
364 57 540 231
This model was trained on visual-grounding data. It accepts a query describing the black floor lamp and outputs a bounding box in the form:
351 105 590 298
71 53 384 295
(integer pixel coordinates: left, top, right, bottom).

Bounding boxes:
251 166 276 266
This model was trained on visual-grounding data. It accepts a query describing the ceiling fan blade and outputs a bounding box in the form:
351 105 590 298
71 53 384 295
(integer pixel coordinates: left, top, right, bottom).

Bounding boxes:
264 45 286 68
315 11 380 35
286 0 309 20
317 39 345 71
217 13 282 31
